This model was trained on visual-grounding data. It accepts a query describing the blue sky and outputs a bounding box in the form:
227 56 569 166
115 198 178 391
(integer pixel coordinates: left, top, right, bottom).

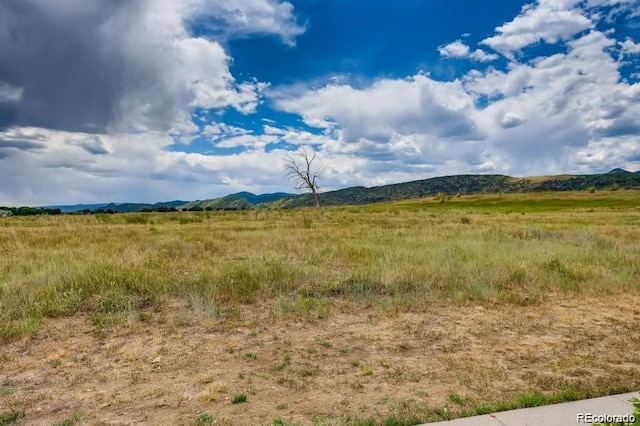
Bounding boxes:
1 0 639 205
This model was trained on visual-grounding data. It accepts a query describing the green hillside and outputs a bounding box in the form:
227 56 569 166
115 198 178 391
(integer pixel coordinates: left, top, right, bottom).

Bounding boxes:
266 171 640 208
14 171 640 215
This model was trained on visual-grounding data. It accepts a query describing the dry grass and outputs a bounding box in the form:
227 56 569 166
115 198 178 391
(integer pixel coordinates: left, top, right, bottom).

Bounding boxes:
1 190 640 424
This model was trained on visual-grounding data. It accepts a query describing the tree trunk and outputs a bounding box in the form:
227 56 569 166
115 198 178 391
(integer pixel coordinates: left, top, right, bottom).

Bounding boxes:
312 190 320 207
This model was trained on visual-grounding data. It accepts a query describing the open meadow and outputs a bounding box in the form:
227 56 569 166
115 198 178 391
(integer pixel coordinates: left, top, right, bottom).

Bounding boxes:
1 191 640 425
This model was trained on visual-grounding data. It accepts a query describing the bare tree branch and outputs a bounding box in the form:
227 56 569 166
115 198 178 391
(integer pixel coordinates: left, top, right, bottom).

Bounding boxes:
282 146 325 207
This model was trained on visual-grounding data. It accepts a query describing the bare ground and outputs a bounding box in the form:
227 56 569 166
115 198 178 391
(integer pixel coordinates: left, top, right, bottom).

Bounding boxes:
2 294 640 425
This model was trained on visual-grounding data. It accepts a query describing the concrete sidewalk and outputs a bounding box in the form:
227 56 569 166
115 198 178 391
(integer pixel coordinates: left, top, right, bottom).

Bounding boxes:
422 392 638 426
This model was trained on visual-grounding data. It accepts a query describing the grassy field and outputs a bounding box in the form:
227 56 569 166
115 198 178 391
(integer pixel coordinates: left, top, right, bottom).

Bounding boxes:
1 190 639 425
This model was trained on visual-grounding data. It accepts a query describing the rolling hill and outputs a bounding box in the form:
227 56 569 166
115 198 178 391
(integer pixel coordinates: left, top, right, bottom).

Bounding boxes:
23 169 640 213
261 170 640 208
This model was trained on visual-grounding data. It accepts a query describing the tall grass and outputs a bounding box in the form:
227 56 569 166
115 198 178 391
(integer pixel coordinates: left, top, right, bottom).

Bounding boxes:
1 191 639 339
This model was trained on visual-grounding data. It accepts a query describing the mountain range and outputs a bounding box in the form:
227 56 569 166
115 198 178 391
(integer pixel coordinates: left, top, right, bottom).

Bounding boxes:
34 169 640 212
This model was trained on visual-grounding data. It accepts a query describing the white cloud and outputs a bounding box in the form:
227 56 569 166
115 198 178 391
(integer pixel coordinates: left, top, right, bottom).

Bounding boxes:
190 0 305 46
0 127 301 205
203 123 251 139
438 40 471 58
273 74 483 143
482 0 593 57
620 38 640 55
499 112 526 128
272 27 640 181
469 50 500 62
438 40 498 62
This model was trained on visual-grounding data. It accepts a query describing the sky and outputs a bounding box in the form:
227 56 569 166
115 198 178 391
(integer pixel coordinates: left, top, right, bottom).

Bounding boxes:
1 0 639 205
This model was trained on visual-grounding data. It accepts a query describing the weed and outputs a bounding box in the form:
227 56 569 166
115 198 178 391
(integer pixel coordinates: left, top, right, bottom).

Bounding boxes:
53 411 83 426
0 385 14 397
448 392 465 405
194 413 213 425
296 362 320 377
243 352 257 361
0 409 25 425
315 336 332 348
272 297 330 320
49 358 62 368
272 354 291 372
231 393 247 404
361 364 373 376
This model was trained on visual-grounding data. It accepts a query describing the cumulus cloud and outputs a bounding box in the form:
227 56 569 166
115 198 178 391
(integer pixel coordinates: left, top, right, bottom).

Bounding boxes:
620 38 640 55
481 0 593 57
0 0 301 133
186 0 305 45
273 74 484 143
0 127 300 205
203 123 251 139
273 24 640 179
499 112 526 128
438 40 499 62
438 40 471 58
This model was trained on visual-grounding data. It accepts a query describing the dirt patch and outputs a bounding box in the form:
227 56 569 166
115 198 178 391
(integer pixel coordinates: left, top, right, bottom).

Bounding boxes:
2 294 640 425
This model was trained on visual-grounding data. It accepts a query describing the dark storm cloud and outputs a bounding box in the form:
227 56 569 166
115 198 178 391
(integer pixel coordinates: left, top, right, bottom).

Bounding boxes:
0 129 47 151
0 0 139 133
0 139 45 151
0 130 46 159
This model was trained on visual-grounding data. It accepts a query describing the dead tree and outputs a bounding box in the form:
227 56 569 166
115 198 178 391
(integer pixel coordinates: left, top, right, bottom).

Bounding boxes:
283 147 326 207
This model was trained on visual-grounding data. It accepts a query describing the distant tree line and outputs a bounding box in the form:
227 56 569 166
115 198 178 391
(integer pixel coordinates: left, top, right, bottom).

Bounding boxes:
0 206 63 216
0 205 230 215
140 206 180 212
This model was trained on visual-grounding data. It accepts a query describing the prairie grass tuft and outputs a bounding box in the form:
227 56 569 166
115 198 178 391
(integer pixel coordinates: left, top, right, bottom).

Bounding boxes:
231 393 247 404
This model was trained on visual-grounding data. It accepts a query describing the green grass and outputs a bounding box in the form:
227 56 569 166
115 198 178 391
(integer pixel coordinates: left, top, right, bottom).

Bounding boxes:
194 412 213 425
53 411 83 426
344 385 633 425
231 393 248 404
0 385 14 397
0 409 24 425
1 191 639 340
